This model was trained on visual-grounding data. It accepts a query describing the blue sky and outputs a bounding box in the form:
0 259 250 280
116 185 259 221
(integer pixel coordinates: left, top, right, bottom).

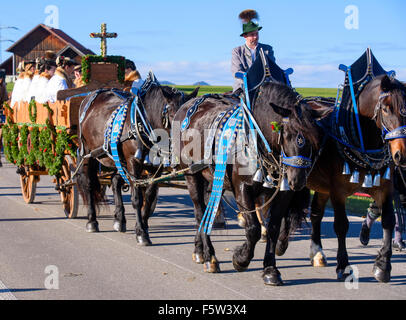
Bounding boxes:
1 0 405 87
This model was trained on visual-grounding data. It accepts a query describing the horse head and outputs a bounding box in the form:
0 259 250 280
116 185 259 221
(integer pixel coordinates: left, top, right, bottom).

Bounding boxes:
258 82 333 191
360 75 406 167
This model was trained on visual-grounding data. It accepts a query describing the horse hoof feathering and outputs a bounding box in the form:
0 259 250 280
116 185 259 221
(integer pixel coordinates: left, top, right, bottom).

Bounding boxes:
192 253 204 264
373 265 391 283
203 257 220 273
263 267 284 286
311 252 328 267
136 235 152 246
113 220 127 233
86 221 99 233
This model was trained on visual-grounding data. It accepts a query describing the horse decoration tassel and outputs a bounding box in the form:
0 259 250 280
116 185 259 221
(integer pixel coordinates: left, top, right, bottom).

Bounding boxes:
362 172 373 188
373 172 381 187
199 106 243 235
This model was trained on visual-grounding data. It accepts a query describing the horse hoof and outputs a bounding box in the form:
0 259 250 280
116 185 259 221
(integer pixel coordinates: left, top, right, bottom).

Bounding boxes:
237 213 246 228
113 220 126 233
86 221 99 233
311 252 327 267
275 239 289 256
203 257 220 273
232 257 248 272
136 235 152 246
359 222 370 246
192 253 204 264
263 267 283 286
373 265 391 283
393 240 405 252
336 269 351 281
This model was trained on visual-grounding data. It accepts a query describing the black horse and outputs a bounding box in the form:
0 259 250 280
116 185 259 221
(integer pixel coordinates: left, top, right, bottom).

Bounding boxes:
76 77 198 245
172 82 332 285
277 75 406 283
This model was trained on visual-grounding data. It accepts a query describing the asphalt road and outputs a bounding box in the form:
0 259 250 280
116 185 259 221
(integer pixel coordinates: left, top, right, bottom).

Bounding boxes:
0 154 405 301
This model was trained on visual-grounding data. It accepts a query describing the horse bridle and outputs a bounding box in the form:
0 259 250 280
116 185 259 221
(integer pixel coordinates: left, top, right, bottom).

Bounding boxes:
373 91 406 141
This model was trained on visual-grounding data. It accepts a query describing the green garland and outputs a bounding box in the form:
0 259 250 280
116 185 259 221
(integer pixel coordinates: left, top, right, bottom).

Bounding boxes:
82 55 126 84
28 99 37 123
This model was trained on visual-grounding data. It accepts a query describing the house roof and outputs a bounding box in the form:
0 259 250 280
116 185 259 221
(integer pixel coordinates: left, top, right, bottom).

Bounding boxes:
6 24 94 56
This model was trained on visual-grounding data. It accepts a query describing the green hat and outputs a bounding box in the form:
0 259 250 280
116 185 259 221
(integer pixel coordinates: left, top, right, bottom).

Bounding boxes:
240 21 262 37
239 9 262 37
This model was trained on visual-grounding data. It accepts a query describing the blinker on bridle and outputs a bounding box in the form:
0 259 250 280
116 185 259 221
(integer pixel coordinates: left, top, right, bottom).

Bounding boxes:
374 91 406 140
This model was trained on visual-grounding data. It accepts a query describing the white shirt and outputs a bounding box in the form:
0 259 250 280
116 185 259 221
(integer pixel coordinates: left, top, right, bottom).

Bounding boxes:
10 77 24 107
20 77 33 102
28 74 40 102
46 73 68 103
36 75 51 104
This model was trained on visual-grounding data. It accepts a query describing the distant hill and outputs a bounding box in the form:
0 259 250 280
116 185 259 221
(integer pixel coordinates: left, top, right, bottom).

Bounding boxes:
193 81 210 86
161 80 175 85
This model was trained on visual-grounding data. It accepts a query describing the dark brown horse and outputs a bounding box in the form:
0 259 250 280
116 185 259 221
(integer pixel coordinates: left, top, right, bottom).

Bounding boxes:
76 78 198 245
278 75 406 283
171 82 332 284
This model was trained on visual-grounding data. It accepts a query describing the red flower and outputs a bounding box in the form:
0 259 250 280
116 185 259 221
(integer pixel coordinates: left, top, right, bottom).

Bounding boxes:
271 124 275 131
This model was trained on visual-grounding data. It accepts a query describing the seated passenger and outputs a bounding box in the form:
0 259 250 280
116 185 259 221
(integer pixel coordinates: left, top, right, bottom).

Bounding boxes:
20 60 35 102
73 64 85 88
124 59 143 90
29 51 56 102
10 62 27 107
46 56 77 103
36 60 57 104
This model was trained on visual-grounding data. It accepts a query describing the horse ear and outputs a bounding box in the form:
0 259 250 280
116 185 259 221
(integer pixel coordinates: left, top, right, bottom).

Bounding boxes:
160 86 173 102
185 87 199 101
381 75 392 92
269 102 291 118
308 104 334 121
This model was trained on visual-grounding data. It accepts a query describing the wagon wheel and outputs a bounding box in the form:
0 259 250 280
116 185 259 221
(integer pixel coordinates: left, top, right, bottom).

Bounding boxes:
20 168 37 204
60 155 79 219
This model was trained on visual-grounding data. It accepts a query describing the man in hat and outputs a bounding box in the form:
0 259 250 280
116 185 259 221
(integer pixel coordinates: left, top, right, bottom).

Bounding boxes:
124 59 143 89
73 64 85 88
46 56 78 102
231 9 276 93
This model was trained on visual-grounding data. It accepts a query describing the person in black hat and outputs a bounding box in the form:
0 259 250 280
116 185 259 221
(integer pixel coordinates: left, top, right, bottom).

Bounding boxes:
124 59 143 89
231 9 276 93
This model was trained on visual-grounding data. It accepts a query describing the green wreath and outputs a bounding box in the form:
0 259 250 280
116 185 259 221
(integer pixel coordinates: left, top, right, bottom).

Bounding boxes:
28 99 37 123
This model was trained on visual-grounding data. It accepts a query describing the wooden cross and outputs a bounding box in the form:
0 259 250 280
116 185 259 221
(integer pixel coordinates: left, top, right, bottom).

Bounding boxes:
90 23 117 57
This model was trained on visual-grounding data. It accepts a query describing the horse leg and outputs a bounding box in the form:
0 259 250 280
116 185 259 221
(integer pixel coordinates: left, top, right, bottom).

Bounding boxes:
309 192 329 267
131 184 152 246
372 197 395 283
330 194 350 281
232 185 261 272
263 193 293 286
185 174 220 272
78 157 100 233
111 174 126 233
141 183 159 231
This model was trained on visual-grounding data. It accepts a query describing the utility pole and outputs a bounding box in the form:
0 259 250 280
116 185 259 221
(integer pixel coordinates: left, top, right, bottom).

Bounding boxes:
0 25 19 65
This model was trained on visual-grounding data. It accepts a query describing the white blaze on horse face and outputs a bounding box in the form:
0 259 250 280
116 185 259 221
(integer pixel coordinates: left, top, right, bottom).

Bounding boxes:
344 5 359 30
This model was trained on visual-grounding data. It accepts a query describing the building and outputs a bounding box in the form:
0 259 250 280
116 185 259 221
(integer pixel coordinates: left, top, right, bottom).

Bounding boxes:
0 24 94 77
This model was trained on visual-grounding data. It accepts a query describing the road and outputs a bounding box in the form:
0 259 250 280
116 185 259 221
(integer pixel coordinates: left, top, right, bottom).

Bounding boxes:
0 154 405 301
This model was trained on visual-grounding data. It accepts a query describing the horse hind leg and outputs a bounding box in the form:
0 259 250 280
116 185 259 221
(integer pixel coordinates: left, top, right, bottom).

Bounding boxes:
111 174 126 233
132 185 152 246
77 157 100 233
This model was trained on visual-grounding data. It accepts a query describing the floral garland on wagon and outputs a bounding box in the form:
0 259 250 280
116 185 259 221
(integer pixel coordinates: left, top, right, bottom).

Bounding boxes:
81 55 126 84
2 102 77 177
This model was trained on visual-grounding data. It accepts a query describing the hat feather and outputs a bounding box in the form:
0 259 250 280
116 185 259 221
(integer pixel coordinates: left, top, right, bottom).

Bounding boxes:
239 9 259 23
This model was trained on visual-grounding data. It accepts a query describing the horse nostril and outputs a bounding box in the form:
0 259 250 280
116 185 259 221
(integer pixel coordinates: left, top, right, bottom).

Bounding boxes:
394 151 402 164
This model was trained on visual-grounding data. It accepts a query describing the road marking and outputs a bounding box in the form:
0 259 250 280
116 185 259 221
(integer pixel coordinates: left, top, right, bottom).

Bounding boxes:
0 279 17 300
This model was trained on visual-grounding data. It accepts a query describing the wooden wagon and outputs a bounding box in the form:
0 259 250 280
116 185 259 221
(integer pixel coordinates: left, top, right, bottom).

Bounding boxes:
3 58 127 218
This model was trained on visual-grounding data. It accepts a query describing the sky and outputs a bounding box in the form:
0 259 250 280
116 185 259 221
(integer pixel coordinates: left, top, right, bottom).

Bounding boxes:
0 0 405 87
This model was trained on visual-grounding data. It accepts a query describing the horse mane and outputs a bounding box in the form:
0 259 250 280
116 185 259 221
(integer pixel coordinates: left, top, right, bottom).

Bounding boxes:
259 82 321 148
386 77 406 116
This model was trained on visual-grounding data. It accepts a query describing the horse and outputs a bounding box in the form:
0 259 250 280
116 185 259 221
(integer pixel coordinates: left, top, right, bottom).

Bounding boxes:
76 77 199 245
171 81 332 285
276 75 406 283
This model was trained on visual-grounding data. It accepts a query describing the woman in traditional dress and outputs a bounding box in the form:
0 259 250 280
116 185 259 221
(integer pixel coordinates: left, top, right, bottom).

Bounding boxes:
46 56 77 103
